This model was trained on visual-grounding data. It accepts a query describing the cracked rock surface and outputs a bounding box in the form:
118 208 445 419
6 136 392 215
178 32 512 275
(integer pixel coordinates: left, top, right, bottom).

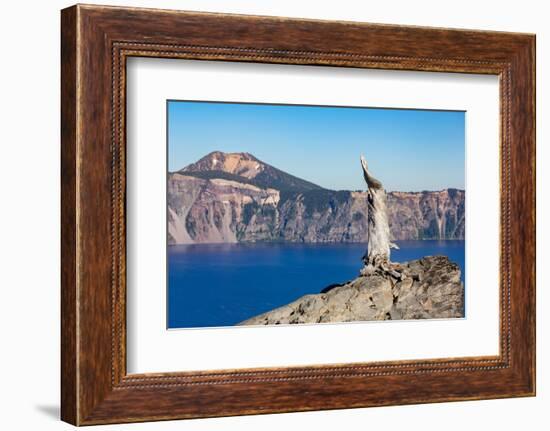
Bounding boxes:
238 255 464 325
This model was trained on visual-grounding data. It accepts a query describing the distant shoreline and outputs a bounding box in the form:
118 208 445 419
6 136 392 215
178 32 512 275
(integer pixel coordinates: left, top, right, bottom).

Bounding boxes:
167 239 466 247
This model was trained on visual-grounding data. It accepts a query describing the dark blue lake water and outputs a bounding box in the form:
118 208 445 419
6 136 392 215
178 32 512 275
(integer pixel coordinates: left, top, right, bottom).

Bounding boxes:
168 240 465 329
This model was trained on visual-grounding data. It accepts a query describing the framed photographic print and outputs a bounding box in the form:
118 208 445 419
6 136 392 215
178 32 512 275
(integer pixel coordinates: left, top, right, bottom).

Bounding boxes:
164 101 466 330
61 4 536 425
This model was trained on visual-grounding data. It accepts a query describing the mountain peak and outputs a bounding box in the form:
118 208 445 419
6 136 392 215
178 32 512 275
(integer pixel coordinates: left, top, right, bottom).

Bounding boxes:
179 151 324 193
205 150 258 160
181 151 264 179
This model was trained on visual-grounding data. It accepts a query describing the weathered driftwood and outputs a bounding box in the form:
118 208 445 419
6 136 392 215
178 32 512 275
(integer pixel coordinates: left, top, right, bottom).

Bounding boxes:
360 155 400 277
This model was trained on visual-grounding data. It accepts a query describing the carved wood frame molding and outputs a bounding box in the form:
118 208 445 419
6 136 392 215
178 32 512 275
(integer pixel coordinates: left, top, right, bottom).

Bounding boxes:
61 4 535 425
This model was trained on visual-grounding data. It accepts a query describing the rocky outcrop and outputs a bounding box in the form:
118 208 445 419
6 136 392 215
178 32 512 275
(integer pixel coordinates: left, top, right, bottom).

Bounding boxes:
168 152 465 244
239 256 464 325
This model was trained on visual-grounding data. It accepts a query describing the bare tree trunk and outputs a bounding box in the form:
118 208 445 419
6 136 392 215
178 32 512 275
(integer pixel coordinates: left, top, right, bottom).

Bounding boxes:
360 155 399 276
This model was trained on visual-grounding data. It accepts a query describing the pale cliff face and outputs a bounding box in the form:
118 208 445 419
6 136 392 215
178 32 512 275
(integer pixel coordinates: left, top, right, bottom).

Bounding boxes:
168 152 465 244
387 189 465 240
168 173 279 244
167 173 369 244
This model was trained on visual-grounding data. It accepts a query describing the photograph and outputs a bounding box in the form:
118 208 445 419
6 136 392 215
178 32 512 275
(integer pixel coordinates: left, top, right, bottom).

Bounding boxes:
167 101 466 329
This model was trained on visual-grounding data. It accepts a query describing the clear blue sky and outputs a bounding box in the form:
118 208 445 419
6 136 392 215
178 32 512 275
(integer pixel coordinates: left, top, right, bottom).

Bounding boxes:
168 100 464 192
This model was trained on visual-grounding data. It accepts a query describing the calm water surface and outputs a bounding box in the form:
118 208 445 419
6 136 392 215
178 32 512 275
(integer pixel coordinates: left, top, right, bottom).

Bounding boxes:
168 240 465 329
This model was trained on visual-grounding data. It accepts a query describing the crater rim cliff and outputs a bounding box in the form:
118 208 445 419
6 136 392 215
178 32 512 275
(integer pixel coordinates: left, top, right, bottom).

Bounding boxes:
168 152 465 244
